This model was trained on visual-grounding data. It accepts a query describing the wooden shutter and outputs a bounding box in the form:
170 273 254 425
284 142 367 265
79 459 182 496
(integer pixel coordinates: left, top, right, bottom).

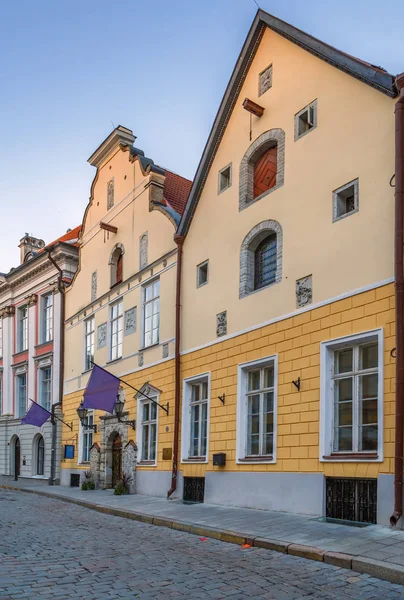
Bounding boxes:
254 146 277 199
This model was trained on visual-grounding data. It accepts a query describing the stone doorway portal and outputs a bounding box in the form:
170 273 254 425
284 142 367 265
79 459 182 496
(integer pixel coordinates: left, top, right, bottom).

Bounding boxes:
111 433 122 487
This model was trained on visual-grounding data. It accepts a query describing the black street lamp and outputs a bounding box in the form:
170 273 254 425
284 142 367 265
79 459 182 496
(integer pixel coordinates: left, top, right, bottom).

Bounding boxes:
76 402 98 432
114 397 136 430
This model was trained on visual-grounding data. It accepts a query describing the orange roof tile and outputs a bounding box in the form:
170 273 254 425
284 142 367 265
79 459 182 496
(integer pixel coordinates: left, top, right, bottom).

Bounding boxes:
162 170 192 216
45 225 81 249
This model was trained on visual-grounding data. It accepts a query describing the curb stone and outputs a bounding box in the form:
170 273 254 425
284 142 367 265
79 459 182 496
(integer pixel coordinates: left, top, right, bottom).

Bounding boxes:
1 484 403 587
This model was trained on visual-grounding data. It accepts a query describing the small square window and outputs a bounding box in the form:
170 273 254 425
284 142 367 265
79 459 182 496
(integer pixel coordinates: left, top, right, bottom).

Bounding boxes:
259 65 272 96
218 164 232 194
333 179 359 222
197 261 208 288
295 100 317 140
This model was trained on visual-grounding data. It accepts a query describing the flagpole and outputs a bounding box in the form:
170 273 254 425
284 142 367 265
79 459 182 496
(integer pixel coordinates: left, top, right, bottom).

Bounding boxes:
27 400 73 430
90 361 169 415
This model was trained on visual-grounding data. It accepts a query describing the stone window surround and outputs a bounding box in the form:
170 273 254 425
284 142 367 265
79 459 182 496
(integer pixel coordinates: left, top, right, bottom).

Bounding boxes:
332 178 359 223
239 128 285 212
294 99 318 141
218 163 232 195
181 372 211 464
239 220 283 299
319 328 384 463
236 354 278 464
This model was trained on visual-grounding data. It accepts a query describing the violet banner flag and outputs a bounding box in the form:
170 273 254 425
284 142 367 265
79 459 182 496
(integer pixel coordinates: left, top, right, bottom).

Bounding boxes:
21 401 51 427
83 364 120 414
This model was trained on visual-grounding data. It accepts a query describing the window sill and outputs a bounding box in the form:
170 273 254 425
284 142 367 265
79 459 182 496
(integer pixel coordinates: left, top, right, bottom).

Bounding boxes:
137 460 157 467
182 457 207 463
110 281 123 290
238 456 274 463
106 357 122 365
139 342 160 352
322 453 379 461
35 341 54 350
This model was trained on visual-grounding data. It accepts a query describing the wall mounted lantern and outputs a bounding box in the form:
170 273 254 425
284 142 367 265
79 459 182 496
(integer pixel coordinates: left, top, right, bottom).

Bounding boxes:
114 398 136 430
76 402 98 433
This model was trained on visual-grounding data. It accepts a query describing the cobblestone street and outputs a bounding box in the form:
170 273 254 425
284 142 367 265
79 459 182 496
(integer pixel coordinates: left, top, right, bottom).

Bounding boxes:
1 490 404 599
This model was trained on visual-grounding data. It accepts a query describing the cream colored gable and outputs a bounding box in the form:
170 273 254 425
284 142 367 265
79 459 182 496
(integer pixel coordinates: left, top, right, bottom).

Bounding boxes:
181 26 396 351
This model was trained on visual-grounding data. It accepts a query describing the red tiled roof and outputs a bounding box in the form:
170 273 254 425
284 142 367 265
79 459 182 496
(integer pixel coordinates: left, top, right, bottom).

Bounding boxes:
162 170 192 216
45 225 81 249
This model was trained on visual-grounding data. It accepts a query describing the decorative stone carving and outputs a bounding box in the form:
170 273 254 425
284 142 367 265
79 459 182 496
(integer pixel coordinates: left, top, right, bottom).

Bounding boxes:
123 441 137 493
97 323 107 349
216 311 227 337
124 307 137 335
139 232 148 270
0 305 15 318
89 443 101 489
162 343 169 359
296 275 313 308
91 271 97 302
96 417 137 491
138 352 144 367
26 294 38 306
107 178 114 209
259 65 273 96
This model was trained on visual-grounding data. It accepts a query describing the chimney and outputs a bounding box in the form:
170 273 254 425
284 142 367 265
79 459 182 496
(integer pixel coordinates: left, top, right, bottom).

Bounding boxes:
19 233 45 264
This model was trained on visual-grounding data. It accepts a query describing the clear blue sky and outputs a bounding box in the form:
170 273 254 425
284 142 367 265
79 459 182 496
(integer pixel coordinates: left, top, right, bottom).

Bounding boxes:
0 0 403 272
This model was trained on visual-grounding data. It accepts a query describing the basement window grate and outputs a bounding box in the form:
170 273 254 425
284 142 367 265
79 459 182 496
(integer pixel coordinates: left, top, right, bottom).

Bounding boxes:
70 474 81 488
326 477 377 524
183 476 205 503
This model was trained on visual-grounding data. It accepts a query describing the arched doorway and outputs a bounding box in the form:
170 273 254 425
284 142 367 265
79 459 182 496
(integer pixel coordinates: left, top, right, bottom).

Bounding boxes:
111 433 122 487
14 437 20 479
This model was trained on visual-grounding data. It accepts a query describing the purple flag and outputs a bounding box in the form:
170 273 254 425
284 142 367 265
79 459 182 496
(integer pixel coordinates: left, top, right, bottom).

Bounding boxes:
83 364 120 414
21 402 50 427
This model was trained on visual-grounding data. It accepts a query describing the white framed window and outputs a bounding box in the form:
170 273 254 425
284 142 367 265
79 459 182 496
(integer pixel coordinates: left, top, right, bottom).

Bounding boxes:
197 260 209 288
39 367 52 412
320 329 383 462
84 317 95 371
218 164 232 194
294 99 317 140
333 179 359 222
80 410 94 463
137 396 158 464
16 372 27 418
236 355 277 463
17 306 28 352
110 300 123 361
0 317 3 358
143 280 160 348
41 294 53 343
181 373 210 463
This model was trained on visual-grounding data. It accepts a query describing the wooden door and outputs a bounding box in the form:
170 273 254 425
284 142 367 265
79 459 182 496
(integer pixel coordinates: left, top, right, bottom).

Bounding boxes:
112 434 122 487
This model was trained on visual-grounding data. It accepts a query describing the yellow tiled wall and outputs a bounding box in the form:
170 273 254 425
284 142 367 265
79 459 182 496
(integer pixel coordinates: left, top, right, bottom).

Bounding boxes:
180 284 395 479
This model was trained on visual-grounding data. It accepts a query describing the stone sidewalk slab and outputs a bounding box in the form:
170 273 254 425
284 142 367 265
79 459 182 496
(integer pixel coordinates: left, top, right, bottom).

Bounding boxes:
2 475 404 586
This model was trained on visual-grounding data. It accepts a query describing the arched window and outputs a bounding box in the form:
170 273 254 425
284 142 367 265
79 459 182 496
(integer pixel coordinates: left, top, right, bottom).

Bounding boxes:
37 436 44 475
240 220 283 298
109 244 125 288
254 233 277 290
239 129 285 211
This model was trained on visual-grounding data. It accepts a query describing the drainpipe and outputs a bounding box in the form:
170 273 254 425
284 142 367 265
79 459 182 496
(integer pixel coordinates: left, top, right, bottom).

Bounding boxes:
391 73 404 527
45 247 65 487
168 234 185 498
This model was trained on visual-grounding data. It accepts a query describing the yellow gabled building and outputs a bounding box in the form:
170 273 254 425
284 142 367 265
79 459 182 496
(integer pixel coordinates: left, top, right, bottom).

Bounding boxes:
175 11 402 526
61 126 191 496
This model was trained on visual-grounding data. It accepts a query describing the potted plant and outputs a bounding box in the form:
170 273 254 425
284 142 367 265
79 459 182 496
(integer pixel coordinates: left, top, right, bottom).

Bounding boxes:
81 470 95 491
114 472 133 495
